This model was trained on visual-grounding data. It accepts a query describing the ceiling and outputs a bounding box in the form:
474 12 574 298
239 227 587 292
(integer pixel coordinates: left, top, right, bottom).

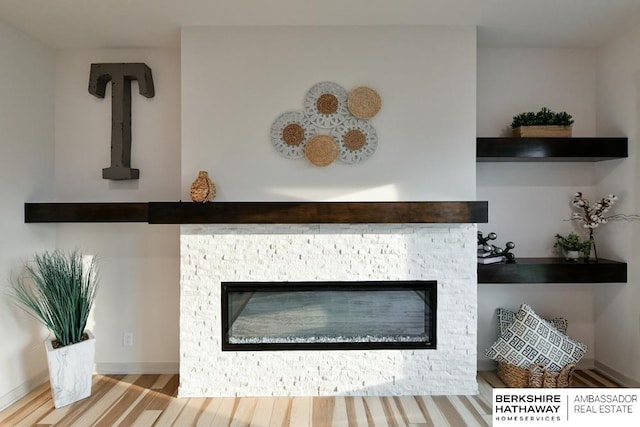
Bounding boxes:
1 0 640 49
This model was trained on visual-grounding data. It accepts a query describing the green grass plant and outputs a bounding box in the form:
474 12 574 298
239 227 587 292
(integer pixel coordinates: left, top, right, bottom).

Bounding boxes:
511 107 574 128
9 250 98 347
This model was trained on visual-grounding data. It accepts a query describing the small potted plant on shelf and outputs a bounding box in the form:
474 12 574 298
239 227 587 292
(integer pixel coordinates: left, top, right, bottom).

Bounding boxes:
553 233 590 261
511 107 574 137
8 250 99 408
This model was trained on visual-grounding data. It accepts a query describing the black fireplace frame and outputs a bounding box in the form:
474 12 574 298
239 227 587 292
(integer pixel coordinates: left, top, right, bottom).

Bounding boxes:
221 280 437 351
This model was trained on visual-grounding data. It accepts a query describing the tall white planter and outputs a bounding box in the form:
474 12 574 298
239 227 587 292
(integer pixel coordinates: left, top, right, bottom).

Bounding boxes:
45 330 95 408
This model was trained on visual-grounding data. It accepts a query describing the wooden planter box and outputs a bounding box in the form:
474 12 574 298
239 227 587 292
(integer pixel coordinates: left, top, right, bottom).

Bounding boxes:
513 125 572 138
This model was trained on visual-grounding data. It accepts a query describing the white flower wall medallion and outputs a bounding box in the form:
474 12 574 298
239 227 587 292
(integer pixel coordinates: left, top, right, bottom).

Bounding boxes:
304 82 349 129
270 82 381 167
271 111 317 159
331 117 378 164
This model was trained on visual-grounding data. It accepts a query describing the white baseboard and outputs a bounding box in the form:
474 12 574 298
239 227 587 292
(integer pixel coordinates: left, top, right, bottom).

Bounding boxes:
94 362 179 375
594 361 640 387
577 357 595 370
0 371 49 412
477 358 595 372
477 359 497 371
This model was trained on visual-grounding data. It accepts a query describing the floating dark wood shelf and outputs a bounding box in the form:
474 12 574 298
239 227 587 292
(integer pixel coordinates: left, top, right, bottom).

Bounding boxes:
24 202 148 223
477 257 627 284
25 201 489 224
148 201 488 224
476 137 628 161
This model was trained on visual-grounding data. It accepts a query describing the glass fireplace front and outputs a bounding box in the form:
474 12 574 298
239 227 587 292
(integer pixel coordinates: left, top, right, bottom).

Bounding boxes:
221 281 436 351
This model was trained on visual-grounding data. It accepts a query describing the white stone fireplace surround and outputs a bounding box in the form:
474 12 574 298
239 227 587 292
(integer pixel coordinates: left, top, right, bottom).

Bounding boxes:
180 223 478 397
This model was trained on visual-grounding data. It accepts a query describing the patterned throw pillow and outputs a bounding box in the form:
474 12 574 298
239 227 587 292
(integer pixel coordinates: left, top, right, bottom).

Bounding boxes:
496 308 568 336
486 304 587 372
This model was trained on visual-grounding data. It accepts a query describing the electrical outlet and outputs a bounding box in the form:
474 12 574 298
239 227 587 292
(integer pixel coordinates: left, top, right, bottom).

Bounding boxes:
123 332 134 347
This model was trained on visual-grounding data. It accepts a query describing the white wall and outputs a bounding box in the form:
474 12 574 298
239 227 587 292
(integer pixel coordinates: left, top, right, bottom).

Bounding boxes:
476 48 600 368
594 23 640 385
477 49 597 139
181 26 477 201
53 49 181 372
0 20 56 409
477 48 598 255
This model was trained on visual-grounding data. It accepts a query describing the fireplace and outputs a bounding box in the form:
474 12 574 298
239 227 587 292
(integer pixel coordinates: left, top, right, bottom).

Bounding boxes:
222 280 437 351
180 223 477 397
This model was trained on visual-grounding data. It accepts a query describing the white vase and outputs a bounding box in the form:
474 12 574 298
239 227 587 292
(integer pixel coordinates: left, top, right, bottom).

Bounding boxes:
45 330 95 408
565 250 580 261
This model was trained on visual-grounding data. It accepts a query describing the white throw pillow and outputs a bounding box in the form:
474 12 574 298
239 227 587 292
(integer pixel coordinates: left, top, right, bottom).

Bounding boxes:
486 304 587 372
496 307 568 336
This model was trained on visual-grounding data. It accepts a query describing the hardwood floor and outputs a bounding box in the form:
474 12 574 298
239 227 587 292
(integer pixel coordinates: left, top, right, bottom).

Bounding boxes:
0 370 622 426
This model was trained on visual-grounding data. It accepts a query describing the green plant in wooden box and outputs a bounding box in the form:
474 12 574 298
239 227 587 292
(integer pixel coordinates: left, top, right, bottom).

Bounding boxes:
511 107 574 137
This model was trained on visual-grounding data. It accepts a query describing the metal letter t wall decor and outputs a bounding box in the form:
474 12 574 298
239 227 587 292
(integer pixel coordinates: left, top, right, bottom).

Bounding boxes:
88 63 155 180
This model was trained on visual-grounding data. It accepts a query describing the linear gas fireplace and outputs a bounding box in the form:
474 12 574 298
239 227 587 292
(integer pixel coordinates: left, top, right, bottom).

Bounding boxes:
222 280 437 351
180 223 477 397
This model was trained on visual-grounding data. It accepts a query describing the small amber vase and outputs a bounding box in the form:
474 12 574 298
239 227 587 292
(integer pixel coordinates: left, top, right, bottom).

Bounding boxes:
190 171 216 202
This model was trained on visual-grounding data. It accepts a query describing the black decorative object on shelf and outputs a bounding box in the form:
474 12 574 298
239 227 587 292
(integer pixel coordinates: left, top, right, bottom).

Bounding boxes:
478 231 516 264
89 63 155 180
498 241 517 263
477 231 497 248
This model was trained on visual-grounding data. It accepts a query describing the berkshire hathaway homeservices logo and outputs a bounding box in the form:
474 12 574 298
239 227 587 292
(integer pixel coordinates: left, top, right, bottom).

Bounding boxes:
493 389 640 426
494 392 562 424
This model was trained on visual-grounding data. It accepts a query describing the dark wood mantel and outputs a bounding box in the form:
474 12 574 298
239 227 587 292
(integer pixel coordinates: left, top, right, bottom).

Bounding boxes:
24 201 488 224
